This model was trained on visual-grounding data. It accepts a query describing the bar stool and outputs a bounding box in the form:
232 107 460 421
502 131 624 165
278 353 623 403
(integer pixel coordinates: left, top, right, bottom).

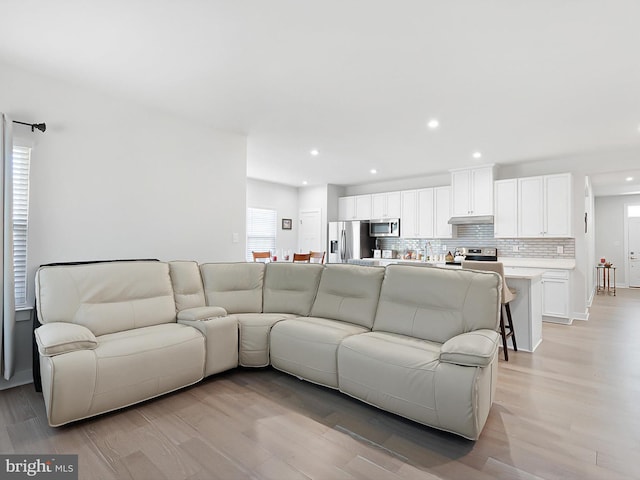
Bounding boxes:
462 260 518 361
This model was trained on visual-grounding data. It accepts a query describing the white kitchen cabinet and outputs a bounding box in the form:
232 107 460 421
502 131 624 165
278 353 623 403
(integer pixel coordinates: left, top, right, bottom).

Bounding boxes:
541 270 570 323
494 179 518 238
401 189 434 238
338 194 372 221
451 165 495 217
372 191 401 219
434 186 452 238
400 190 418 238
401 187 450 239
518 173 572 238
417 188 435 238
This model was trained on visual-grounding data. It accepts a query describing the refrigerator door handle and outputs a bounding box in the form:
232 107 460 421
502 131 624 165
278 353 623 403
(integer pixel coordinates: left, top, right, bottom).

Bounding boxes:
340 229 346 262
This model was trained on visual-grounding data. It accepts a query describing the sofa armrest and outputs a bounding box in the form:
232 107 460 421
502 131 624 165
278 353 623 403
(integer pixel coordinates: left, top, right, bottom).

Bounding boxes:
35 323 98 357
177 306 228 321
439 329 500 367
178 315 238 376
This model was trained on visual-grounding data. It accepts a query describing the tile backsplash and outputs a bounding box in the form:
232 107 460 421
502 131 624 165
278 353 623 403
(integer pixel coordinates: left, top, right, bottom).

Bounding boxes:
378 225 575 259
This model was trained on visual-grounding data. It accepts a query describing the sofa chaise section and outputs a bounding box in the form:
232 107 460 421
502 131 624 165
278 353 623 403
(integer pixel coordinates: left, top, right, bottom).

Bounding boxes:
35 261 206 426
337 264 501 440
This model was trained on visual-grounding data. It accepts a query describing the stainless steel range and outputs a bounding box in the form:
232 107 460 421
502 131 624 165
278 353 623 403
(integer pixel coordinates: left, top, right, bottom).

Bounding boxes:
446 247 498 266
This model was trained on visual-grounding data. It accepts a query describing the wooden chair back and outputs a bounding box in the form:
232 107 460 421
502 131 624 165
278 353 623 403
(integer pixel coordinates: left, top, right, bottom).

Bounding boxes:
252 251 271 262
292 253 311 263
310 251 326 264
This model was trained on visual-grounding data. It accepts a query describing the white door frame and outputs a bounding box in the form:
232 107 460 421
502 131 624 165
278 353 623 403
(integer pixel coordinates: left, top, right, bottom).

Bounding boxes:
623 202 640 288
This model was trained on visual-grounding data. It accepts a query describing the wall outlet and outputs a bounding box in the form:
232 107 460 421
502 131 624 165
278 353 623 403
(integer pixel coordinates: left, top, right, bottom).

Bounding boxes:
232 233 239 243
442 245 447 251
557 245 564 254
512 245 519 252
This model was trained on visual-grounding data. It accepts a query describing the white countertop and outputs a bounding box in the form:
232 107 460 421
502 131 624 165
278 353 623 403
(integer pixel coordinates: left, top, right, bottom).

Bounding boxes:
499 257 575 270
356 257 571 278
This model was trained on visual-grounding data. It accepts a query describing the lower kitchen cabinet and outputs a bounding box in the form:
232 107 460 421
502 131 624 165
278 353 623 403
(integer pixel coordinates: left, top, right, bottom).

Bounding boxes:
541 270 570 323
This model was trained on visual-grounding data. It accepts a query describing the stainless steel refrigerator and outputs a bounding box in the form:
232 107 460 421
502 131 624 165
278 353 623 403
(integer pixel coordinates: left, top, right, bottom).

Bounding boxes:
327 221 376 263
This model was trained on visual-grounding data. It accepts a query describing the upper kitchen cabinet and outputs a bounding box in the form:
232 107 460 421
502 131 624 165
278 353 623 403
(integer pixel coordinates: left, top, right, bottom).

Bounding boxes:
494 179 518 238
400 190 418 238
338 194 372 221
450 165 495 217
401 189 433 238
372 191 401 219
518 173 572 238
401 187 451 239
434 186 453 238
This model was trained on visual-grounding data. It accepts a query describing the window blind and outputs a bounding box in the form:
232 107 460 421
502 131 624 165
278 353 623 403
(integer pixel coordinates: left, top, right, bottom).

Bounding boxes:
246 207 277 261
12 145 31 306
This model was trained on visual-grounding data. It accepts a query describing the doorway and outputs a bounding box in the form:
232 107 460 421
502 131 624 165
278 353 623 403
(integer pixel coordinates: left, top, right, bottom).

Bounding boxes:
298 209 322 253
625 204 640 288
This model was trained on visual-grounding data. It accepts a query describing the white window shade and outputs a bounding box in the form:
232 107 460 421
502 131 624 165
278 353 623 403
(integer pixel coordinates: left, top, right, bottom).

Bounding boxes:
12 145 31 306
246 207 277 261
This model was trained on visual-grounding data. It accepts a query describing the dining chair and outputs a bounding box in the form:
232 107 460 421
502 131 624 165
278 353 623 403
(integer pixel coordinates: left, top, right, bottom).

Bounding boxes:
292 253 311 263
309 251 326 264
252 251 271 263
462 260 518 361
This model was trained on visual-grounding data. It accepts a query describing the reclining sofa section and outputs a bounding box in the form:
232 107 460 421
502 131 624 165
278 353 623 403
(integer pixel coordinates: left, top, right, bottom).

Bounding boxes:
34 260 501 440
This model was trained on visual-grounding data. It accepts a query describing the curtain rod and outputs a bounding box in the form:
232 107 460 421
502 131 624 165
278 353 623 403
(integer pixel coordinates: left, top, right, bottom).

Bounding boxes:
12 120 46 133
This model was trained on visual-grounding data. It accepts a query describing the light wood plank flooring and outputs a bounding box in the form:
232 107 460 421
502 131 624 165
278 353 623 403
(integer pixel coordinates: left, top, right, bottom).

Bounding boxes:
1 288 639 479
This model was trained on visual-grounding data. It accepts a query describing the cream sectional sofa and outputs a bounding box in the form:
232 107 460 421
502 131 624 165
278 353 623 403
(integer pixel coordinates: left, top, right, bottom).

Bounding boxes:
34 259 501 439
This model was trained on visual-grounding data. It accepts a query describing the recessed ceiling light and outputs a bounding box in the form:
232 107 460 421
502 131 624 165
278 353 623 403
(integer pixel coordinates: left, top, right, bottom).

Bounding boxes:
302 180 308 185
626 176 634 182
370 169 377 174
427 119 439 129
310 149 319 156
472 151 482 159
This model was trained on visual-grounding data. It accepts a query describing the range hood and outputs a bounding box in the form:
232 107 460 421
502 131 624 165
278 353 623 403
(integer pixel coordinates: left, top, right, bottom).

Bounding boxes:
448 215 494 225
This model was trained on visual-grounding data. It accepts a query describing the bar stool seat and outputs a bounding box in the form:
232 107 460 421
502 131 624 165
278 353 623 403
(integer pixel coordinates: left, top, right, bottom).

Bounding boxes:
462 260 518 361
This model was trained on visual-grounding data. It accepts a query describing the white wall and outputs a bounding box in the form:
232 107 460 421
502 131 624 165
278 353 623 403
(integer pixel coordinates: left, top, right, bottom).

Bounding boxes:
595 194 640 287
246 178 298 257
344 172 450 195
0 61 247 387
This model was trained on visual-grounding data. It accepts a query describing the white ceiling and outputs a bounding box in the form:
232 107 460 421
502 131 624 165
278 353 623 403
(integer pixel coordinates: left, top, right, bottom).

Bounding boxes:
2 1 640 192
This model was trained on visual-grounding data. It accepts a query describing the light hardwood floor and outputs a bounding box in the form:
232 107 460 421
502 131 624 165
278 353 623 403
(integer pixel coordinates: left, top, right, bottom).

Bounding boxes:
1 288 639 479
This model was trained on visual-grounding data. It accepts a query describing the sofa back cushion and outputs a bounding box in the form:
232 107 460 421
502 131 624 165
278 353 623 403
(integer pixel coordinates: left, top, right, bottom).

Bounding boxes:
200 262 265 313
310 264 385 328
263 263 323 316
36 261 177 336
373 265 500 344
169 261 206 311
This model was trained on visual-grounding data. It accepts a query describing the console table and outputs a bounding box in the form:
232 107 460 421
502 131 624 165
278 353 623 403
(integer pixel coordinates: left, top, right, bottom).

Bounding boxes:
596 265 616 296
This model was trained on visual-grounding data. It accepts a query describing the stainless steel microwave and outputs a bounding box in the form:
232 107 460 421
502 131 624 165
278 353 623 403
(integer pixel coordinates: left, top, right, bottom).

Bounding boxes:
369 219 400 237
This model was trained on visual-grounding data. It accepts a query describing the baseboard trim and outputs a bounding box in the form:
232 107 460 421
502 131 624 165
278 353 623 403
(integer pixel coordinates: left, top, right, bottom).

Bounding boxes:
0 368 33 391
573 310 590 322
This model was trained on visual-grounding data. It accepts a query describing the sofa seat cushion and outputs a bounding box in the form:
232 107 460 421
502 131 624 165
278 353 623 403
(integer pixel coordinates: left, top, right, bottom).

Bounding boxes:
40 323 205 427
236 313 298 367
270 317 369 388
337 331 442 425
